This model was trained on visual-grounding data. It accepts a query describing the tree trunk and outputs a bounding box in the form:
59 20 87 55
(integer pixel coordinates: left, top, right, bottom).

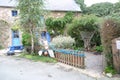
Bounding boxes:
30 28 34 54
83 38 91 51
80 31 95 51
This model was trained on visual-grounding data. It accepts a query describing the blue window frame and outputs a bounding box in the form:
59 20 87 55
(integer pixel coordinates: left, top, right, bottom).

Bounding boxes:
12 10 18 16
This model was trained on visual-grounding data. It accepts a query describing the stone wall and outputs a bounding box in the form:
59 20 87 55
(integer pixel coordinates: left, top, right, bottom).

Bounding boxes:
0 7 17 23
0 7 16 48
45 11 81 18
0 21 11 48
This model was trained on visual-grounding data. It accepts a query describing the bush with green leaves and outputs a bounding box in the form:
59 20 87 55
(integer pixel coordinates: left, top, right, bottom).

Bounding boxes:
0 45 3 49
105 66 116 75
51 35 75 49
91 31 101 46
45 12 74 36
67 15 99 48
95 45 103 52
63 12 74 23
112 2 120 14
22 32 31 46
45 17 66 36
87 2 113 17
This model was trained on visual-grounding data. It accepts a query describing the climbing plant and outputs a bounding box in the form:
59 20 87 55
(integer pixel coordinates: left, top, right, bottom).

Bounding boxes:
45 12 74 37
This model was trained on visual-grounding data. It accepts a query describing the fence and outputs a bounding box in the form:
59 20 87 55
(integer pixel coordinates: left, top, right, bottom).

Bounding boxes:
54 49 85 68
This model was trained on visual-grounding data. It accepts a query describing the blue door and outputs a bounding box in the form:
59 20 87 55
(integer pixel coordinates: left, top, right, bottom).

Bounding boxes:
12 30 21 46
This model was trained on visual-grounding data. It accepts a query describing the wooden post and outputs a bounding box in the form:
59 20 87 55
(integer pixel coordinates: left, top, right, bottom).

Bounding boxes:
112 38 120 73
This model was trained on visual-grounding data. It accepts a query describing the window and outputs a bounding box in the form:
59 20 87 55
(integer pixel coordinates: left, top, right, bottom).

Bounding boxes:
11 10 18 17
13 30 19 38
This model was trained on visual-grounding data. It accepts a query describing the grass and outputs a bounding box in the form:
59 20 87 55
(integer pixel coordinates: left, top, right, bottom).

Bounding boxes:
19 53 57 63
104 66 117 75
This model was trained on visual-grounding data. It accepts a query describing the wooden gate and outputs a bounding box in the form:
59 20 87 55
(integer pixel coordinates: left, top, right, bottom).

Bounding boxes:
54 49 85 68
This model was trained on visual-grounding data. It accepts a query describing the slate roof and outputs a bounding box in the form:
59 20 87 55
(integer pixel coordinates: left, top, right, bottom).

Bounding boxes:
0 0 17 7
44 0 81 11
0 0 81 12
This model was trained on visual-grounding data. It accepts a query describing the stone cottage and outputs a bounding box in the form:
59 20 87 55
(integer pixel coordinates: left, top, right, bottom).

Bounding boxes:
0 0 81 48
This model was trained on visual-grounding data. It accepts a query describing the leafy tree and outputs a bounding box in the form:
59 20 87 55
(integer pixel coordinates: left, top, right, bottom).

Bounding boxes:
75 0 87 13
63 12 74 23
112 2 120 14
68 15 98 50
22 32 31 46
17 0 44 53
87 2 113 17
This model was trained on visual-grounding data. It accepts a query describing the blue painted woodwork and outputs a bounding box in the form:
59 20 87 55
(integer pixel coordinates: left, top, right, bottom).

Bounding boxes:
12 10 18 16
46 32 51 43
10 30 23 50
12 30 20 46
41 31 51 43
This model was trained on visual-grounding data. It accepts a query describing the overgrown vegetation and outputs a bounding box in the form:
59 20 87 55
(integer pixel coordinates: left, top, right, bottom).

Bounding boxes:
67 15 99 50
100 16 120 67
87 2 113 17
94 45 103 52
0 45 3 49
75 0 87 13
17 0 44 54
105 66 116 75
51 35 75 49
45 12 74 37
22 32 31 46
75 0 120 17
22 32 42 54
11 22 20 31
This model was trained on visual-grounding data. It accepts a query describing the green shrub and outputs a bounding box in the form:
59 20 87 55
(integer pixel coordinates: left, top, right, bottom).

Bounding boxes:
22 32 31 46
67 15 98 48
45 17 66 35
63 12 74 23
95 45 103 52
105 66 116 75
91 31 101 46
0 45 3 49
51 35 75 49
45 12 74 36
45 17 53 28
